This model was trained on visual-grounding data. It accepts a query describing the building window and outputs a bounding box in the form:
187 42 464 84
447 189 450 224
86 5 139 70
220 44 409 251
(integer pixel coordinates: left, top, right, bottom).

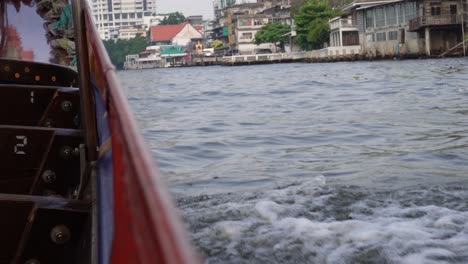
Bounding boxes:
253 19 266 26
386 6 397 25
404 2 416 21
376 32 386 41
398 4 405 23
388 30 398 40
365 10 374 29
115 14 120 19
431 6 441 16
122 13 128 19
130 13 135 18
375 8 385 27
137 13 142 18
239 19 252 27
240 32 253 39
450 5 457 15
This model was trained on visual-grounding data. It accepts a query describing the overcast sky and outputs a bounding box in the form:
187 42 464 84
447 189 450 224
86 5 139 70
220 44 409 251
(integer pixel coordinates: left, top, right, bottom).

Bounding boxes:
158 0 214 19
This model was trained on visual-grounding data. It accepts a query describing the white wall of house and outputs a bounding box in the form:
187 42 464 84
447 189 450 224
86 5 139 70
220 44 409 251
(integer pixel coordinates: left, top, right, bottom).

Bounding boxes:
363 28 423 56
357 2 426 57
238 43 275 54
322 46 361 57
237 30 257 43
172 24 203 46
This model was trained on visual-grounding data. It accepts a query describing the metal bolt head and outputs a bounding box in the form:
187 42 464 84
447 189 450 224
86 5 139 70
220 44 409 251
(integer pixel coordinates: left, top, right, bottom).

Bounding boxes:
50 225 71 244
43 119 53 128
73 147 80 157
60 146 73 159
73 114 80 128
61 101 73 112
41 170 56 184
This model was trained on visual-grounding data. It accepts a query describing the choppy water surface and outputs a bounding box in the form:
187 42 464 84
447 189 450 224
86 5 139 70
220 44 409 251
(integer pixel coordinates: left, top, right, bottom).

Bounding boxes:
119 59 468 263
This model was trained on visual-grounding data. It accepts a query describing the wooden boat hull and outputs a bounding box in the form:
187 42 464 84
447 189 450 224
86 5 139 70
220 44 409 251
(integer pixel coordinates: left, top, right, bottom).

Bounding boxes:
0 1 199 263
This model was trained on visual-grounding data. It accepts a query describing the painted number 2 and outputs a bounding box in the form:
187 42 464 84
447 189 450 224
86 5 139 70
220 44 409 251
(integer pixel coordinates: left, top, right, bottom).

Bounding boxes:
14 136 27 155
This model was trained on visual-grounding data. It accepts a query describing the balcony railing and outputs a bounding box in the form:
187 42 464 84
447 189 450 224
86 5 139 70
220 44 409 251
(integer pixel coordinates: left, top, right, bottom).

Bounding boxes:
409 15 461 31
329 19 357 30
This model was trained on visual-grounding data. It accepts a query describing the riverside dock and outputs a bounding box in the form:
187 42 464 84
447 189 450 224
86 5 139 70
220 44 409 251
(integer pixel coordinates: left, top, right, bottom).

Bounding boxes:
221 51 368 66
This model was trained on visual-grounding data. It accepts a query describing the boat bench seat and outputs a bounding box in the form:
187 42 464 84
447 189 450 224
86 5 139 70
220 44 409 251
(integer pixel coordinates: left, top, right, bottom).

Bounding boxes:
0 126 82 197
0 84 81 129
0 83 84 197
0 59 78 87
0 194 89 264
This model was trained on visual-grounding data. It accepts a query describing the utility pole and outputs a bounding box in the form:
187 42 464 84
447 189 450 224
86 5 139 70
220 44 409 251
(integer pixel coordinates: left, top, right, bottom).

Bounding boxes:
462 0 467 56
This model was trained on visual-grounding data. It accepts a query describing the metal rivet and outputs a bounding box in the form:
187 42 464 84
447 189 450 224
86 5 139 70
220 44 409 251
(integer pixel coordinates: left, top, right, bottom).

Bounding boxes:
42 170 56 184
50 225 71 244
73 147 80 157
73 114 80 127
60 146 73 159
15 73 20 78
4 65 10 72
43 119 53 127
35 75 41 81
25 67 30 73
51 76 56 82
61 101 73 112
24 259 40 264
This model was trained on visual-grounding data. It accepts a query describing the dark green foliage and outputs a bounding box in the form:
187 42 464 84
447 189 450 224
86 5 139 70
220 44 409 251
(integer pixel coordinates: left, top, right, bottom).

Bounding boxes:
103 34 147 69
294 0 339 50
292 0 351 15
291 0 308 16
160 12 186 25
254 22 291 52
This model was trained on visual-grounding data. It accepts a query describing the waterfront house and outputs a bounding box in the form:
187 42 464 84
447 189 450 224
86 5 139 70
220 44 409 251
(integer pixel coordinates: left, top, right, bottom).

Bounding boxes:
124 46 162 70
159 45 189 67
408 0 465 55
343 0 465 57
235 14 276 54
213 1 295 55
325 15 361 57
150 22 203 46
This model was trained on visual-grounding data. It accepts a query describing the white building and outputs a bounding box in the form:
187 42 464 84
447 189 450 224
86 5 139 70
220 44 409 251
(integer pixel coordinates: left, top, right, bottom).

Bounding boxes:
89 0 157 40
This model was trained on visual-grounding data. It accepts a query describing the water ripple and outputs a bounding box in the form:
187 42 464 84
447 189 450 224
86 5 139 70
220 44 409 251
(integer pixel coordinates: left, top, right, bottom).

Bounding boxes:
119 59 468 263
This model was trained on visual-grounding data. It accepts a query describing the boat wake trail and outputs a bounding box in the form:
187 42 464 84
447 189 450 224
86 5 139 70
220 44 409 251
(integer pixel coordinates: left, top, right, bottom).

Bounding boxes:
177 177 468 264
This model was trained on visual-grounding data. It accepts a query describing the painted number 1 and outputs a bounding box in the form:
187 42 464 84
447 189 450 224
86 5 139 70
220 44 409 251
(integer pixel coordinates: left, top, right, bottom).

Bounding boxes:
14 136 27 155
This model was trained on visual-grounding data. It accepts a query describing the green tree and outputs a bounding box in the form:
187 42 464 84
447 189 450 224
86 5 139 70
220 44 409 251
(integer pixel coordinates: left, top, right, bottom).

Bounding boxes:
254 22 291 52
294 0 338 50
291 0 308 16
103 34 147 69
160 12 186 25
292 0 351 15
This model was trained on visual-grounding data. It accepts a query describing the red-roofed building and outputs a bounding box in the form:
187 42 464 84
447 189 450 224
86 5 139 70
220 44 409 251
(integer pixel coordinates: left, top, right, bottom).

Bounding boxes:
193 25 203 32
150 22 203 46
21 50 35 61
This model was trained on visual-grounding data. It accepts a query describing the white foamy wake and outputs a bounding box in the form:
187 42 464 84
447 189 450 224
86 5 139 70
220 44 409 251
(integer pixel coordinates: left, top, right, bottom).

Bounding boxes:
178 178 468 264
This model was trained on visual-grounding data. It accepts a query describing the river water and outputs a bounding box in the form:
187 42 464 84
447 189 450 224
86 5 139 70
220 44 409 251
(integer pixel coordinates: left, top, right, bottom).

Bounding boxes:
118 59 468 264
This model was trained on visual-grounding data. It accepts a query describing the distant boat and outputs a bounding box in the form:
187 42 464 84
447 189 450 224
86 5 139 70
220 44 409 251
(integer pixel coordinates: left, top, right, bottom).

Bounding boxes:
0 1 198 263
